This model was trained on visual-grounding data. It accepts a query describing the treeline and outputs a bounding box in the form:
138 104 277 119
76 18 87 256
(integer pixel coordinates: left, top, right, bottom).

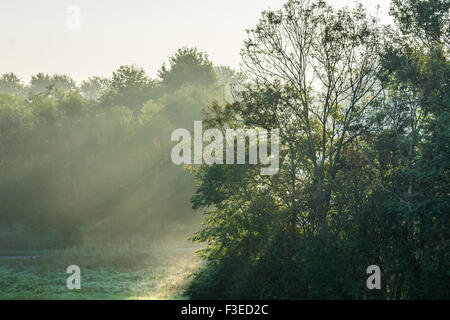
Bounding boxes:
185 0 449 299
0 47 242 246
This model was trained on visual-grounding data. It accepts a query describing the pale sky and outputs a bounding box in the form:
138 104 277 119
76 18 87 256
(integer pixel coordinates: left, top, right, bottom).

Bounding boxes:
0 0 393 83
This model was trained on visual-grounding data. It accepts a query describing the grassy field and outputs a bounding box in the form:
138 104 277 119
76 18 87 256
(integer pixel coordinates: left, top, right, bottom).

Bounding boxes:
0 230 201 300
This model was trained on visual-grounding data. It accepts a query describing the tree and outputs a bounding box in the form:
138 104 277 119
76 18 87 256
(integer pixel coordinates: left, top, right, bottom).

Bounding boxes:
240 0 383 236
29 73 76 95
214 66 247 101
186 0 387 299
390 0 449 47
366 0 450 298
0 73 25 97
50 74 77 92
102 65 154 113
158 47 217 90
0 93 34 229
80 76 110 100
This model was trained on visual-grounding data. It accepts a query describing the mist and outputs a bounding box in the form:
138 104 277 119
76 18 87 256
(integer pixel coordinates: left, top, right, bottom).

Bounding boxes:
0 50 238 249
0 0 448 302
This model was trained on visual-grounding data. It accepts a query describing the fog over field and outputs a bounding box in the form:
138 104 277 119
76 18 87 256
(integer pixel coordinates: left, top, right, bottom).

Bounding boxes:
0 0 448 301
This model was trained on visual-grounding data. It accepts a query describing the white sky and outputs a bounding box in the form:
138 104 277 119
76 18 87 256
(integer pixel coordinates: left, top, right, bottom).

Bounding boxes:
0 0 393 83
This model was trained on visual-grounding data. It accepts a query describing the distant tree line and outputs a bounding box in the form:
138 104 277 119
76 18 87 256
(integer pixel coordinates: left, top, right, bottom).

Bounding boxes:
0 47 242 246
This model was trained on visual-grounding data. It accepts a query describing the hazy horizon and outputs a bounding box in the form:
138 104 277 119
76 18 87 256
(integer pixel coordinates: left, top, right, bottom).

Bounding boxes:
1 0 393 83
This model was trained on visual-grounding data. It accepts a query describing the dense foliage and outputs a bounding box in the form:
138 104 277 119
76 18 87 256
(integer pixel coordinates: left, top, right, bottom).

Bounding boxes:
0 0 448 300
185 0 449 299
0 48 237 247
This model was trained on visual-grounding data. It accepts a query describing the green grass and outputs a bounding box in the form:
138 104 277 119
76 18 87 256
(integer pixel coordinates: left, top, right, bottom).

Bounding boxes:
0 243 201 300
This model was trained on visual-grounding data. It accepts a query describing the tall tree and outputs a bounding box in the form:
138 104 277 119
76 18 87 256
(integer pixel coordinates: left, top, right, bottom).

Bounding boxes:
240 0 383 236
